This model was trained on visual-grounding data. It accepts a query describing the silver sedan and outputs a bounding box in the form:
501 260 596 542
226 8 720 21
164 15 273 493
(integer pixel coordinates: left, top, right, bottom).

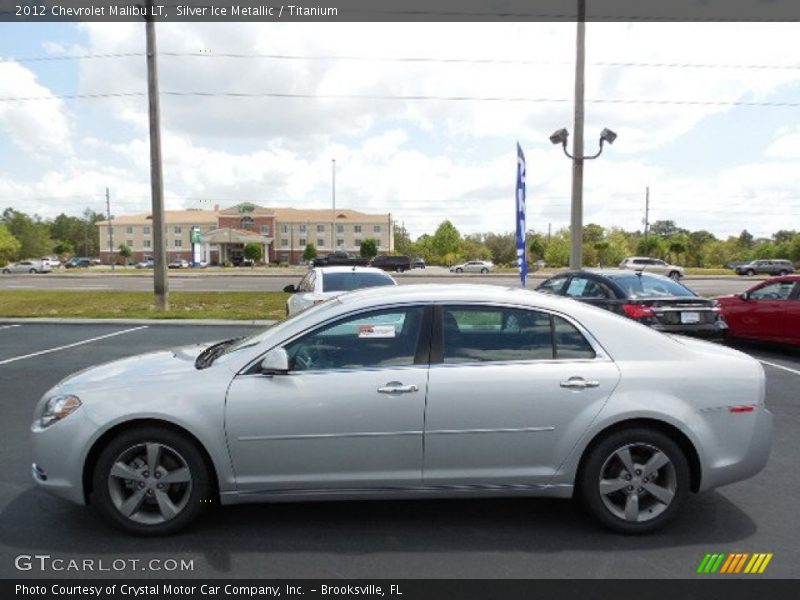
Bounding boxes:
30 284 772 535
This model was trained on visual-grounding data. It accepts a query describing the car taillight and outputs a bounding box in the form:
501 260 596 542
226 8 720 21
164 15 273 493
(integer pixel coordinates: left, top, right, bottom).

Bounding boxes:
622 303 656 319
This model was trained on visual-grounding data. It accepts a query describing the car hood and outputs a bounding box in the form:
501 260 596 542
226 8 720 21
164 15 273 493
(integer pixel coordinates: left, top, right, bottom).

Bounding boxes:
52 343 212 392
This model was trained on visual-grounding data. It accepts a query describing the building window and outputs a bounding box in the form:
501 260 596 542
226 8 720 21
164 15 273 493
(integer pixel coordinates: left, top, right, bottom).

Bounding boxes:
143 240 151 248
240 216 255 230
126 226 133 234
174 226 182 234
261 225 270 235
174 239 182 247
317 238 325 247
281 239 289 247
282 224 289 234
336 224 344 233
373 225 381 233
317 224 325 233
354 225 362 233
299 224 307 233
126 239 134 247
299 238 307 246
336 239 345 247
143 226 151 235
354 239 362 247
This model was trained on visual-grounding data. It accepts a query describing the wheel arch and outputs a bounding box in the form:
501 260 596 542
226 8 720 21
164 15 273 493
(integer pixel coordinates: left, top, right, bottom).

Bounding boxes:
575 418 702 493
81 418 220 504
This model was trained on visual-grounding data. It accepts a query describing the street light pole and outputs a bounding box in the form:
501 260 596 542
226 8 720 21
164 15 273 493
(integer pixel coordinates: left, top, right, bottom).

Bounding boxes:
145 10 168 310
331 158 336 251
569 0 587 270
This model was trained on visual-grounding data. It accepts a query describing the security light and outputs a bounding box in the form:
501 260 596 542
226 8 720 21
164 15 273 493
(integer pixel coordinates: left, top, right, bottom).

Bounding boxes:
600 128 617 145
549 128 569 146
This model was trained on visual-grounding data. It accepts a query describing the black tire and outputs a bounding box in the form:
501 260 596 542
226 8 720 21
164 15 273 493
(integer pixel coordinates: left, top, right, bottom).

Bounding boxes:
577 427 690 534
455 268 463 273
91 426 213 536
480 268 489 274
746 269 755 276
668 271 680 280
1 269 9 274
29 268 37 274
779 270 789 276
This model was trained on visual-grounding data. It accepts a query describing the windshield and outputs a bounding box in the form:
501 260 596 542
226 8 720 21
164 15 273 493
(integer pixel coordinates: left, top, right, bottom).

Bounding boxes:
610 274 696 299
322 272 395 292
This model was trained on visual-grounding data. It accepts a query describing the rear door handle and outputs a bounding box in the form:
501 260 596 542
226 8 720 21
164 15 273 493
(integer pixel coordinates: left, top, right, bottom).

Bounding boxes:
560 377 600 389
377 382 419 394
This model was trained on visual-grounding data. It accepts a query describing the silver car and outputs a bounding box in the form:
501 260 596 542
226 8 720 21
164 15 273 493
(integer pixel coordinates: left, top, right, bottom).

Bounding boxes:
450 260 494 274
30 285 772 535
2 259 52 274
284 266 397 316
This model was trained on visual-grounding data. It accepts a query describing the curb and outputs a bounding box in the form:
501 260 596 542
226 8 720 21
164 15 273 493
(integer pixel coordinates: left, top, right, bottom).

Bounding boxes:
0 317 276 326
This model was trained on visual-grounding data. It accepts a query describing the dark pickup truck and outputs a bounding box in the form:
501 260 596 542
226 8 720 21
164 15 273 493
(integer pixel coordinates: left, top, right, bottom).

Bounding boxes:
310 251 370 268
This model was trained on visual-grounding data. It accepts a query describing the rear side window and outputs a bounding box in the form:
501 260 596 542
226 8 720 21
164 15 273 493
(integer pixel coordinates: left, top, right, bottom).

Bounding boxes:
441 307 596 363
611 274 695 299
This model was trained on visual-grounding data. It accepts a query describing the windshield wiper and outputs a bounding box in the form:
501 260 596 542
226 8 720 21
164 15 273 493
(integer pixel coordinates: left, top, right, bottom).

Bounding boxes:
195 337 243 369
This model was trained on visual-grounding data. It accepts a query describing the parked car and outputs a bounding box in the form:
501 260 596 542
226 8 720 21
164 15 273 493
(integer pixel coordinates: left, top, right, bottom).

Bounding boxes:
41 256 61 269
310 251 369 268
168 259 190 269
715 275 800 345
64 257 93 269
283 266 397 315
30 284 772 535
724 261 749 270
369 255 412 273
734 259 795 277
450 260 495 274
135 257 154 269
537 270 728 338
619 257 684 280
1 259 52 274
412 257 426 269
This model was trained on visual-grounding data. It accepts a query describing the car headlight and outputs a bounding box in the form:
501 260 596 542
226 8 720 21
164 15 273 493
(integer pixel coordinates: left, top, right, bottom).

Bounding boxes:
39 395 82 429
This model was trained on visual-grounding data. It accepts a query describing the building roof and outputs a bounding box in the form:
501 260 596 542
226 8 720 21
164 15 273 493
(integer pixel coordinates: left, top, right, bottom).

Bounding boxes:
97 210 219 226
271 208 390 223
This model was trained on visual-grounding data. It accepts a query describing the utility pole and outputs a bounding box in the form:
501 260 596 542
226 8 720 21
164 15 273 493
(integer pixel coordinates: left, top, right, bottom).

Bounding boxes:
547 222 552 246
569 0 587 269
145 10 168 310
643 186 650 250
106 187 114 271
331 158 336 251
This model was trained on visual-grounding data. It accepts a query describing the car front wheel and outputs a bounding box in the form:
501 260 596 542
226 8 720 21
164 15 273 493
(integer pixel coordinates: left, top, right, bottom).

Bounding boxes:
779 270 789 276
746 269 755 276
92 426 213 536
668 271 681 280
455 268 463 273
578 427 690 534
481 268 489 274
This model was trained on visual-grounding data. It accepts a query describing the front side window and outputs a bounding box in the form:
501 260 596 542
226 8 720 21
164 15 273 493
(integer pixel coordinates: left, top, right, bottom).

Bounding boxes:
538 275 568 295
442 306 596 363
750 281 796 301
284 307 425 371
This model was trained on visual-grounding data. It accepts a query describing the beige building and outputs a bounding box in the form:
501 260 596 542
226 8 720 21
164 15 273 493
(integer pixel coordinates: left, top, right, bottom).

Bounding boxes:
97 203 394 265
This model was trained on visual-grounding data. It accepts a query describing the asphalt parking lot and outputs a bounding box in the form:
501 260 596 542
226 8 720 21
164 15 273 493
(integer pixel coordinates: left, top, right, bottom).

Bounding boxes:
0 323 798 579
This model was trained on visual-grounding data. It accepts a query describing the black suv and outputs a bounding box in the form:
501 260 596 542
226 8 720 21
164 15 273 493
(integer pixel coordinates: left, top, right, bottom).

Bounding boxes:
369 255 411 273
735 259 795 276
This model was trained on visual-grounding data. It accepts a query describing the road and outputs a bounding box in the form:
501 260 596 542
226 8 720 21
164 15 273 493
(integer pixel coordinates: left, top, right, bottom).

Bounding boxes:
0 323 798 579
0 268 756 296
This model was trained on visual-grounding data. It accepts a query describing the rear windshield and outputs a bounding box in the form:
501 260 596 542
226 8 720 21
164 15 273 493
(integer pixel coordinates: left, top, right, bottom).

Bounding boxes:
322 272 395 292
610 274 696 299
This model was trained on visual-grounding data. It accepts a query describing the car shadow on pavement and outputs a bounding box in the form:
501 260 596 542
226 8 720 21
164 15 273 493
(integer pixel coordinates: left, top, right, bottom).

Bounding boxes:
0 486 757 576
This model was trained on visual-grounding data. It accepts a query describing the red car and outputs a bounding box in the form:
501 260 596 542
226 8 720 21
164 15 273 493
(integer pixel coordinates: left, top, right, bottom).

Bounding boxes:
715 275 800 344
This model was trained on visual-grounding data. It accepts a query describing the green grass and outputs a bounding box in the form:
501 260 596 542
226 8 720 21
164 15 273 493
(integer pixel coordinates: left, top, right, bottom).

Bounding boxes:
0 291 288 320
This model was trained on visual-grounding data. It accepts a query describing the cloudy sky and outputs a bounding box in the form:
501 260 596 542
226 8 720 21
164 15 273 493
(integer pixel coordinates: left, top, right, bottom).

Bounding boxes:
1 21 799 239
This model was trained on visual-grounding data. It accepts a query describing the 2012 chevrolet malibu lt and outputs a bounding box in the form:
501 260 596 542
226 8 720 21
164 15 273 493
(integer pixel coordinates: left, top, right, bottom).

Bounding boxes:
30 285 772 535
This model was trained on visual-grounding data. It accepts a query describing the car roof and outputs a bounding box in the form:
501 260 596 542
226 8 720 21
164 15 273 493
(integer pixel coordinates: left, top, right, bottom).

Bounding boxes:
547 268 675 281
315 266 390 275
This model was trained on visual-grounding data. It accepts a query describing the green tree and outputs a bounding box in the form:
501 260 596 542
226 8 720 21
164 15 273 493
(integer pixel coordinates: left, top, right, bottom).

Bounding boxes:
0 223 21 266
528 235 546 260
668 236 688 264
52 241 74 257
117 243 133 266
593 241 610 266
636 236 665 257
650 220 680 238
2 208 52 259
243 243 263 267
302 243 318 263
430 220 463 264
463 233 492 262
359 238 379 258
787 235 800 264
544 230 571 267
483 232 516 265
583 223 605 245
738 229 754 249
393 223 416 257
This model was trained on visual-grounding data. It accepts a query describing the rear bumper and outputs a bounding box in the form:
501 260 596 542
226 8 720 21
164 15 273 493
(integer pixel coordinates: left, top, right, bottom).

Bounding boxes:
652 322 729 339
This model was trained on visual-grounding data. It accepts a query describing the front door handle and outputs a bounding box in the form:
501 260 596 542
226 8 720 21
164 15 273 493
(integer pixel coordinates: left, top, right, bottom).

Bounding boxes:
560 377 600 389
377 381 419 394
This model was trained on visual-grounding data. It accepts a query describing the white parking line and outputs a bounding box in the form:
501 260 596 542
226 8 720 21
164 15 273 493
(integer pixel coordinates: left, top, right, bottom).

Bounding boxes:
758 359 800 377
0 325 22 330
0 326 148 366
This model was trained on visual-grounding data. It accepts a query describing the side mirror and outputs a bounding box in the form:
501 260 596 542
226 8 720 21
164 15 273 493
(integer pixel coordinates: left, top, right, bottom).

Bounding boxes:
260 348 290 374
282 284 297 293
739 292 750 301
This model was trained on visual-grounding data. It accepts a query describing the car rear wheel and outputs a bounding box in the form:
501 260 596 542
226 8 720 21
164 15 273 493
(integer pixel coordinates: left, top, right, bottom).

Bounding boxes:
578 427 689 534
668 271 680 280
746 269 755 276
480 268 489 274
29 268 37 274
779 270 789 276
1 269 9 274
92 426 213 536
455 268 463 273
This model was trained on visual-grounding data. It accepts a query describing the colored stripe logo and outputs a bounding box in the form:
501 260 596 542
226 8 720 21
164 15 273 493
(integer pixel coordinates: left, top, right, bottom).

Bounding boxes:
697 553 773 574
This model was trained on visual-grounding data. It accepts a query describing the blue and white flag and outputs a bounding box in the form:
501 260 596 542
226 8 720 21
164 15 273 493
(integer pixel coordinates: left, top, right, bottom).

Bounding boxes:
515 142 527 287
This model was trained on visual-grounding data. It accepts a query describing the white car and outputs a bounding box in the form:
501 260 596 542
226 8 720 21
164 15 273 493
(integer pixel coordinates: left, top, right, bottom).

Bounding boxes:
619 257 684 280
2 259 52 274
41 256 61 269
284 266 396 316
450 260 495 274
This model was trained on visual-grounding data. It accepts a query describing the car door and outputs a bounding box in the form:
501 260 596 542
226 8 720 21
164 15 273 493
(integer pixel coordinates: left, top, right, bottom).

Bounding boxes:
423 305 620 488
729 280 795 339
225 305 431 494
784 283 800 343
